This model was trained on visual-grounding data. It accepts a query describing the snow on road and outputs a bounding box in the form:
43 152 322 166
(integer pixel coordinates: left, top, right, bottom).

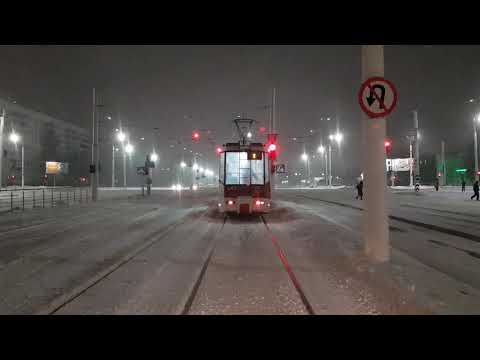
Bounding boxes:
0 187 478 314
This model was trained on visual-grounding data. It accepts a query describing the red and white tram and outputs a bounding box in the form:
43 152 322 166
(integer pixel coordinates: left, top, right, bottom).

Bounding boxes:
217 141 273 215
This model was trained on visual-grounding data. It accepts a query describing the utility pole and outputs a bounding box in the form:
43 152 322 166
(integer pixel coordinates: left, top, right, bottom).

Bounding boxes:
123 145 127 187
408 136 414 187
362 45 389 262
91 88 98 201
328 144 332 186
0 109 4 189
441 140 446 186
474 116 479 181
112 144 115 187
413 110 420 183
324 152 328 186
21 145 24 188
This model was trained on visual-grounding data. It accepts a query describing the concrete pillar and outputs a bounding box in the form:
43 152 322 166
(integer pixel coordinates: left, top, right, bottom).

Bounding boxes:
362 45 390 262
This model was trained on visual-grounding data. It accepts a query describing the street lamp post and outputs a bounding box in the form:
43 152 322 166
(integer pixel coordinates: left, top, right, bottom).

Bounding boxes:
150 152 158 187
301 153 310 186
328 144 332 186
328 132 343 187
9 131 24 188
474 114 479 181
317 145 326 186
0 109 4 189
124 143 133 187
112 144 115 187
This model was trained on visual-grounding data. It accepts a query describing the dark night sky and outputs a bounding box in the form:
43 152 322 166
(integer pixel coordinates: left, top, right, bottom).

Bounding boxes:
1 45 480 177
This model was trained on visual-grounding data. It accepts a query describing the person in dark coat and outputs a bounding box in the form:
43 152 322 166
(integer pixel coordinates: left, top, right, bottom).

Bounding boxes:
471 181 480 201
462 179 466 192
356 180 363 200
434 178 439 191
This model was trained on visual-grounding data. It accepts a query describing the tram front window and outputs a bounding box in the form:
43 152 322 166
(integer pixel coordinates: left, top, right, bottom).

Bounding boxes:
225 151 265 185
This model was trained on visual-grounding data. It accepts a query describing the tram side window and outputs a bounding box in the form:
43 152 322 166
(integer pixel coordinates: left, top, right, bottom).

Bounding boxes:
264 156 270 183
219 152 225 184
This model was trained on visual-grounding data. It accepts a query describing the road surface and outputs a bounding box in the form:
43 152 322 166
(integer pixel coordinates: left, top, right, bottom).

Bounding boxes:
0 186 478 314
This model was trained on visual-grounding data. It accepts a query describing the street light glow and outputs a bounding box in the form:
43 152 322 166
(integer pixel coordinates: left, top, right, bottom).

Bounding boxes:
180 161 187 168
9 132 20 144
330 132 343 144
247 131 252 139
193 163 199 171
125 143 134 154
117 132 126 142
318 145 325 154
150 153 158 162
301 153 309 162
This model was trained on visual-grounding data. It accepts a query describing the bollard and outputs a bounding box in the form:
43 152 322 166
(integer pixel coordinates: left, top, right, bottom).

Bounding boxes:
67 191 69 206
43 189 45 208
10 192 13 212
60 191 62 204
86 188 89 203
33 191 36 208
22 191 25 211
51 188 54 207
73 189 76 202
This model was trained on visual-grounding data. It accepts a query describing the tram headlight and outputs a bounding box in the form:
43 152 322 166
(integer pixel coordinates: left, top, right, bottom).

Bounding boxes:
192 184 198 191
227 200 234 206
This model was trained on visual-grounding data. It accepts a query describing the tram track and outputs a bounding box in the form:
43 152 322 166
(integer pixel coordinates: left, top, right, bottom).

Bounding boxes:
181 214 227 315
293 194 480 245
43 207 315 315
182 212 315 315
43 210 202 315
260 215 316 315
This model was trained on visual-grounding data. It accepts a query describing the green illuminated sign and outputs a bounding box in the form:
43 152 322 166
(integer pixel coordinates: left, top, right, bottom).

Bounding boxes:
455 168 467 173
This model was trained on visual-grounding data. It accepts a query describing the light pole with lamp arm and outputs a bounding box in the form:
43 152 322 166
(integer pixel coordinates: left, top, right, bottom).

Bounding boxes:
328 132 343 186
9 131 24 188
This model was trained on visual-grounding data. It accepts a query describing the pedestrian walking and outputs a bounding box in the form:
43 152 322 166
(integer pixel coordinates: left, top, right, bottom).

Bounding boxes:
356 180 363 200
434 178 439 191
471 181 479 201
462 179 466 192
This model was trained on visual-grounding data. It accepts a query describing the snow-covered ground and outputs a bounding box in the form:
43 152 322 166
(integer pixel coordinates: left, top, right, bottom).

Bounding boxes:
0 187 478 314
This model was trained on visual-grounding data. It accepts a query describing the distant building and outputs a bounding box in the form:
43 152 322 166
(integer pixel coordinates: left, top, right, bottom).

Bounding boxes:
0 98 90 187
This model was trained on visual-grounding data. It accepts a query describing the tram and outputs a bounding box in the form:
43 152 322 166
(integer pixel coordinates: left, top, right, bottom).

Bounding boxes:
217 119 274 215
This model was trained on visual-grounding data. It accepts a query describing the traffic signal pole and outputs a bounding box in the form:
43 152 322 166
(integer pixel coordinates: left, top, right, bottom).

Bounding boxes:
270 87 277 191
362 45 389 262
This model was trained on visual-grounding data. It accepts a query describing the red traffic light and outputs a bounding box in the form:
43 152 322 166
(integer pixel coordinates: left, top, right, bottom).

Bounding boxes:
267 143 277 160
216 147 223 155
192 131 200 140
384 141 391 148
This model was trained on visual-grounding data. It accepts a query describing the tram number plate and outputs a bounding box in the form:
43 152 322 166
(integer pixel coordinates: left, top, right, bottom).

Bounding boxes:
275 164 286 173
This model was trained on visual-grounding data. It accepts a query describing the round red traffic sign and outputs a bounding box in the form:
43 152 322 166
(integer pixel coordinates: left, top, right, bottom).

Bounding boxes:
358 77 398 118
